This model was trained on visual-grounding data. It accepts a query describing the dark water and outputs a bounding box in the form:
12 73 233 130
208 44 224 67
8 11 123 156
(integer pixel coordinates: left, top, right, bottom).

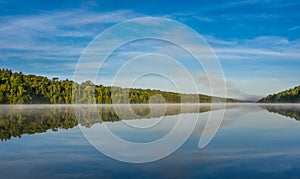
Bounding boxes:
1 104 300 178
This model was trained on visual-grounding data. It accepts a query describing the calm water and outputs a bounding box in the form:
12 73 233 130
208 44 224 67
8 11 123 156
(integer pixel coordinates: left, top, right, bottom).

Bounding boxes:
1 104 300 178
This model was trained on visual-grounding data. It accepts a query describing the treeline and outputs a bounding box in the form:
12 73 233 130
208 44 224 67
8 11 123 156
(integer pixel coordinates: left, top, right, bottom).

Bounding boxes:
258 85 300 103
0 69 237 104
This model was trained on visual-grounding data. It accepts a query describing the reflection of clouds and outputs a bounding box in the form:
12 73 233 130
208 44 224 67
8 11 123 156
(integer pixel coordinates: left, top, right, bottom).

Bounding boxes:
79 104 238 162
218 104 300 130
0 126 97 178
199 148 299 174
78 102 231 162
193 104 260 136
0 103 223 141
220 104 263 127
2 104 300 177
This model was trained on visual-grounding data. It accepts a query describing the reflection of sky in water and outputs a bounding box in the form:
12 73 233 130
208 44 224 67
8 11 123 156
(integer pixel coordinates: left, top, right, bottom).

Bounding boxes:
1 105 300 177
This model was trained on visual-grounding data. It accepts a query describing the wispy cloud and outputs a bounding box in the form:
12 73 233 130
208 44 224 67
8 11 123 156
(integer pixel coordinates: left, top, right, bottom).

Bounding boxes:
0 9 142 76
0 3 299 98
206 36 300 60
164 12 215 22
288 26 300 31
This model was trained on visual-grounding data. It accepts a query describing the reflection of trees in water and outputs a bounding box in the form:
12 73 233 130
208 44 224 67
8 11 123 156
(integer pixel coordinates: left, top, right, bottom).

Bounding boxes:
0 104 226 141
0 107 77 141
262 105 300 121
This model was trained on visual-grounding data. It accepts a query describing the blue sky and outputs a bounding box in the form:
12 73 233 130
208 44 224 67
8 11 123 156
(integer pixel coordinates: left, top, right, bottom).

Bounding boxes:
0 0 299 100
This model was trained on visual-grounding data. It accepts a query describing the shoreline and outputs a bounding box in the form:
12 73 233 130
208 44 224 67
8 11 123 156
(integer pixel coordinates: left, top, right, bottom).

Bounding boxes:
0 103 299 108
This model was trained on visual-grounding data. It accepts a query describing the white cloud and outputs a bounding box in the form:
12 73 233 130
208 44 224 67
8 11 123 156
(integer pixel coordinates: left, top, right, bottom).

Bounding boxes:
205 35 300 61
0 9 141 50
1 10 299 99
0 9 143 75
288 26 300 31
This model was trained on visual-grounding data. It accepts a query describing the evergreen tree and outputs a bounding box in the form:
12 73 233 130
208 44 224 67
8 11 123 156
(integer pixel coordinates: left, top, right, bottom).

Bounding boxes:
0 68 238 104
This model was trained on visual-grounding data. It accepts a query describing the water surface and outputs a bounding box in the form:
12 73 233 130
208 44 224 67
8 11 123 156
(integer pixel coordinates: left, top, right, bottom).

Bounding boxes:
1 104 300 178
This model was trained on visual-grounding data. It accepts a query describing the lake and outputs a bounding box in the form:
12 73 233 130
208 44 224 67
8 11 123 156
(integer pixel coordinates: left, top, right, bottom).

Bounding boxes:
0 104 300 178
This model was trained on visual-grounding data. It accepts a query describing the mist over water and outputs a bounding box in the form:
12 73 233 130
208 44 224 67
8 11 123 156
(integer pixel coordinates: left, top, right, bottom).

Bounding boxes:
0 103 300 177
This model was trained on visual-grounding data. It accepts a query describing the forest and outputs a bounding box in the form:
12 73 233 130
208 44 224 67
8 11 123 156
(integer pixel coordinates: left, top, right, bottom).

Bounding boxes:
258 85 300 103
0 69 237 104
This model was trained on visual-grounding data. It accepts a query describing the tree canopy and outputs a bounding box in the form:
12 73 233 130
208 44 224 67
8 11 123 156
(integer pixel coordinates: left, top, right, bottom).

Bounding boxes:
258 85 300 103
0 69 237 104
